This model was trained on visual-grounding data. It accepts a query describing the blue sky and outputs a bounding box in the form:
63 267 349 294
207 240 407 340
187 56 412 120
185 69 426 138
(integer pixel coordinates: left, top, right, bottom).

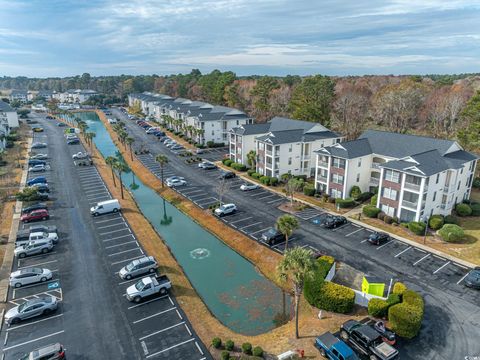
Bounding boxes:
1 0 480 77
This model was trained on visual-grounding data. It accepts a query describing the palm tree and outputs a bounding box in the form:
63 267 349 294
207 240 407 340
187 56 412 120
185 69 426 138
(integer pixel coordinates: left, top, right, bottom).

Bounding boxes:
276 214 299 251
88 132 96 150
196 128 205 144
105 156 117 187
247 150 257 169
277 247 316 339
155 154 169 187
113 160 129 199
126 137 135 161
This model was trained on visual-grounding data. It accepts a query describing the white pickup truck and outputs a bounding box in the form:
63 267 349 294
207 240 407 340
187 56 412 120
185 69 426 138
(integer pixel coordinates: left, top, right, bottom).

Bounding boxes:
126 275 171 303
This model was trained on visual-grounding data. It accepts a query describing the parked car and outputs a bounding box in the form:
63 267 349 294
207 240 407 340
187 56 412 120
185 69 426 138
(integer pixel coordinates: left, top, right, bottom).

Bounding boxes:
90 199 121 216
31 142 47 149
21 209 50 223
146 127 160 134
32 183 50 193
29 224 58 234
367 232 389 246
261 227 286 245
165 176 185 182
14 239 54 258
9 267 53 288
240 182 259 191
27 176 47 186
57 122 66 127
315 331 359 360
165 142 177 149
28 159 47 166
21 203 48 214
46 115 54 119
324 215 347 229
202 162 217 170
340 320 399 360
66 134 78 140
126 275 171 303
4 296 58 324
170 145 185 151
219 171 236 179
195 148 205 154
72 151 89 160
119 256 158 280
32 127 44 132
29 164 49 172
166 179 187 187
19 343 66 360
464 267 480 289
34 192 50 201
67 138 80 145
214 203 237 217
30 153 48 160
29 231 58 244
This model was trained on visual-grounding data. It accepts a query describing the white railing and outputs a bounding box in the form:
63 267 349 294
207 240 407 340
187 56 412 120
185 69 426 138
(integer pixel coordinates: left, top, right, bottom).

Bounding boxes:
404 182 421 192
318 175 328 183
325 262 336 281
372 163 382 169
318 161 328 168
370 177 379 185
353 290 387 307
402 199 418 209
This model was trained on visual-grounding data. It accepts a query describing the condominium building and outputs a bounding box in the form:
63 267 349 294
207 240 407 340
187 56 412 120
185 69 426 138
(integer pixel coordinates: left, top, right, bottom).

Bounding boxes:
0 100 19 150
53 89 98 103
230 117 343 178
9 90 28 103
314 130 478 221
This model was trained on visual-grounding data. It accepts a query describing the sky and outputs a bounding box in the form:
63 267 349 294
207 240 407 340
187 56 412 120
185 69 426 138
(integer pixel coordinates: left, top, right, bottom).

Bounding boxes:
1 0 480 77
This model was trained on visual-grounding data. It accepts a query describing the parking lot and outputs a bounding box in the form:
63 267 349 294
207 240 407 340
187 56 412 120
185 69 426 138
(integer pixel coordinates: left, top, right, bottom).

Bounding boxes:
0 115 209 359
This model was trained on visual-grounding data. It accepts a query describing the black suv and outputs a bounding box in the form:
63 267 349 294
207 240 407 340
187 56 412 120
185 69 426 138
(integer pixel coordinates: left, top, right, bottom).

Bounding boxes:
324 215 347 229
367 232 389 245
261 227 286 245
22 203 48 214
340 320 399 360
219 171 236 179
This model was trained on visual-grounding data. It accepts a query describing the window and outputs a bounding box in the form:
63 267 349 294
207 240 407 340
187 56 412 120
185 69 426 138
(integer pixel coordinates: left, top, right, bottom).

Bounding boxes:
330 188 342 198
436 174 440 184
383 187 398 200
288 158 292 165
211 130 214 136
356 174 360 182
236 120 239 125
470 161 475 172
211 123 214 127
288 145 292 152
332 157 345 169
384 169 400 183
457 181 461 190
381 204 395 217
433 192 437 201
331 173 344 185
358 159 362 167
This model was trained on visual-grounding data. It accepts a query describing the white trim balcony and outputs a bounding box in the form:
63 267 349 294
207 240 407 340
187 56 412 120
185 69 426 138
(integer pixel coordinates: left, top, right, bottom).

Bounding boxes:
317 161 329 168
402 199 418 209
370 177 380 185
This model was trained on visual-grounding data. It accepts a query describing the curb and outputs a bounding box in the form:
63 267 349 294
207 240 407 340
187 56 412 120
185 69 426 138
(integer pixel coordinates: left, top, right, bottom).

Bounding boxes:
216 162 477 269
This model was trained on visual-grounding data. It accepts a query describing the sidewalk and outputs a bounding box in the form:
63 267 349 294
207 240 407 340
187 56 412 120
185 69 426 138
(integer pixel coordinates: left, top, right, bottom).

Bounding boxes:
217 162 478 269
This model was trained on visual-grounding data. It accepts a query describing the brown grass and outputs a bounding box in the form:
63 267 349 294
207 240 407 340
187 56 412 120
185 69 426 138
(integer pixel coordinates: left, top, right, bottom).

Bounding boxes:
91 110 360 358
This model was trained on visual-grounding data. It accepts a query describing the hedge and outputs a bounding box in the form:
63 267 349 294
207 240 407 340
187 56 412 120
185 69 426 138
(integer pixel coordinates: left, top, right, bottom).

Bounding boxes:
349 185 361 199
377 211 386 221
387 293 402 306
384 215 393 224
252 346 264 357
408 221 426 236
212 337 222 349
456 203 472 217
471 203 480 216
403 290 425 311
356 191 374 202
241 342 252 355
223 159 233 166
270 177 279 186
225 340 234 351
335 197 356 208
231 163 247 171
304 256 335 305
247 169 255 176
368 298 389 317
251 172 261 179
438 224 465 243
428 215 444 230
260 176 271 185
315 282 355 313
303 184 316 196
388 302 423 339
444 215 458 224
392 282 407 295
370 194 378 205
363 205 381 218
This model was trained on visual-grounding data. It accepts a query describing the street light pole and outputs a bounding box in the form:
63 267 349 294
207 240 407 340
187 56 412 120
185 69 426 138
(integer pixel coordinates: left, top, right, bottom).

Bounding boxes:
423 216 428 244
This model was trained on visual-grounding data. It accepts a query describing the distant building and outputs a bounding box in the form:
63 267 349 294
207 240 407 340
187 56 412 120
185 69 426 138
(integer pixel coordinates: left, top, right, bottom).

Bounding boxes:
314 130 479 221
0 100 19 150
37 90 54 101
9 90 28 103
52 89 98 103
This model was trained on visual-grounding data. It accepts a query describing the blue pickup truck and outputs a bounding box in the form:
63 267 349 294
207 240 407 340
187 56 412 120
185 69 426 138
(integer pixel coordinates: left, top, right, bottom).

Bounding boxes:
315 332 359 360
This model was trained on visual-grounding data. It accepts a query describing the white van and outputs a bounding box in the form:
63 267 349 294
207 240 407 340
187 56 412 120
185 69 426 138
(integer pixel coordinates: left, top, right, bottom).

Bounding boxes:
90 199 121 216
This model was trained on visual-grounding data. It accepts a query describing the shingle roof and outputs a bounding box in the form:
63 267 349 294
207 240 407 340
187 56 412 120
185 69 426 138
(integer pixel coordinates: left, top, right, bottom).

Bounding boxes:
10 90 27 96
0 100 15 112
382 150 452 176
268 116 328 132
316 138 372 159
231 123 270 136
256 129 340 145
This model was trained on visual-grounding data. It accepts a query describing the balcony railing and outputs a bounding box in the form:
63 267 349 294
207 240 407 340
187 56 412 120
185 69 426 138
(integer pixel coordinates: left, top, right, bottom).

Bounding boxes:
402 199 418 209
266 150 272 156
404 182 421 192
318 161 329 168
302 154 311 160
372 163 382 169
370 177 380 185
318 175 328 183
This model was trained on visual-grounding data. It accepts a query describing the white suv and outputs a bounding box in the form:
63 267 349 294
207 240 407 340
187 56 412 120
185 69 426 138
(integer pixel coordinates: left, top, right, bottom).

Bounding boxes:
214 203 237 217
29 231 58 244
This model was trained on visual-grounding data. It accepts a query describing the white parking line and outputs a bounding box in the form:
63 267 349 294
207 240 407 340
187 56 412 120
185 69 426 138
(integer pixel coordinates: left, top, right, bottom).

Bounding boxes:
413 253 430 266
250 227 271 235
184 324 192 336
376 240 393 250
78 174 101 181
229 217 253 225
190 195 211 201
100 228 131 236
346 228 363 237
3 330 65 351
97 222 126 230
181 189 203 195
17 260 57 270
127 295 168 309
84 185 108 193
108 247 141 257
457 272 469 285
146 339 195 358
87 192 109 199
176 309 183 320
105 240 137 249
257 193 277 200
195 342 204 355
394 246 412 258
7 314 63 331
433 261 451 274
139 322 185 341
103 234 134 242
239 222 262 230
133 307 176 324
111 255 144 266
94 217 123 224
360 239 368 243
267 197 284 204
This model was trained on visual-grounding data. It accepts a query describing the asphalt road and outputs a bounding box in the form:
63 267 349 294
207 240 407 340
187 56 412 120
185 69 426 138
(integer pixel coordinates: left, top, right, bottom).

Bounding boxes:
0 113 210 360
114 108 480 360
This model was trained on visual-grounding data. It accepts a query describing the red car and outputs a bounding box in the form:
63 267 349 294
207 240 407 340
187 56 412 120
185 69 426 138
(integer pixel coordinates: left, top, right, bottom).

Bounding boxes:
20 209 50 223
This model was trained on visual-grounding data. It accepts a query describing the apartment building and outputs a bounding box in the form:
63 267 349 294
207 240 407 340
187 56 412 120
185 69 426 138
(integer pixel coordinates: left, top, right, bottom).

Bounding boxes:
52 89 98 103
229 117 343 178
0 100 19 150
9 90 28 103
314 130 478 221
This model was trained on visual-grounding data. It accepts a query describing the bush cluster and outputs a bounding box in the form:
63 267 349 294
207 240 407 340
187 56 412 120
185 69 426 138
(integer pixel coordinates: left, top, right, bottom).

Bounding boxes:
231 163 247 171
206 141 225 148
349 185 361 199
303 184 316 196
260 176 271 185
438 224 465 242
222 159 233 166
355 191 374 202
212 337 222 349
428 215 444 230
241 342 252 355
250 172 261 180
407 221 426 236
456 203 472 217
363 205 381 218
212 338 264 358
335 197 356 208
471 203 480 216
473 177 480 188
392 282 407 295
387 284 425 339
225 340 234 351
370 194 378 206
247 169 255 176
368 298 389 317
444 215 458 224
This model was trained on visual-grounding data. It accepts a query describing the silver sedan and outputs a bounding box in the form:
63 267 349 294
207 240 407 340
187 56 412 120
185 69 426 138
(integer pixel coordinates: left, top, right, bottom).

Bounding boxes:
5 296 58 324
9 267 53 288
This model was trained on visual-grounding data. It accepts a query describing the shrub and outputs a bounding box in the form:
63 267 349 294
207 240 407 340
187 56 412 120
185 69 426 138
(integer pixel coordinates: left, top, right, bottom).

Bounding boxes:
221 351 230 360
315 282 355 313
223 159 233 166
225 340 234 351
356 191 374 202
384 215 393 224
247 169 255 176
403 290 425 311
303 184 316 196
231 163 247 171
377 212 386 221
206 141 215 148
294 175 307 181
392 282 407 295
368 298 389 317
471 203 480 216
438 224 465 243
349 185 361 199
335 197 355 208
253 346 264 357
270 177 279 186
408 221 426 236
280 173 292 182
444 215 458 224
212 337 222 349
251 172 261 179
304 257 335 305
328 197 336 204
392 216 399 224
428 215 444 230
241 342 252 355
388 302 423 339
370 194 378 205
387 293 402 306
363 205 381 218
5 141 14 148
473 177 480 188
456 203 472 217
260 176 271 185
